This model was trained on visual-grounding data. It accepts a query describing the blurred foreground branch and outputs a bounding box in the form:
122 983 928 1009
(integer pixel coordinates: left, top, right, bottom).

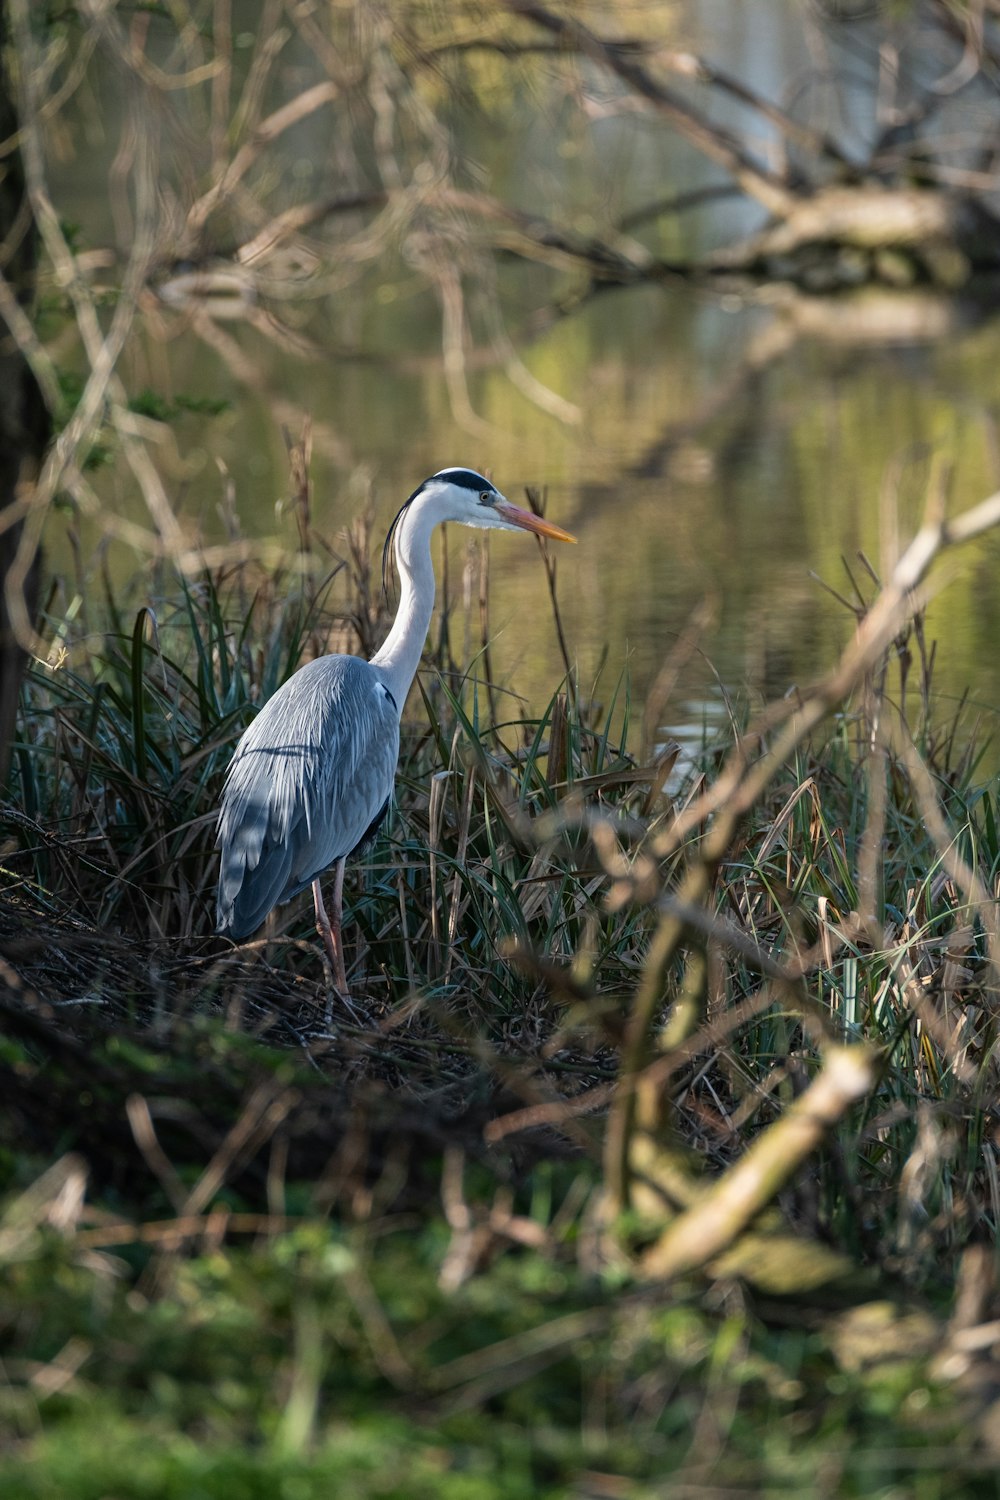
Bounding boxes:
604 483 1000 1253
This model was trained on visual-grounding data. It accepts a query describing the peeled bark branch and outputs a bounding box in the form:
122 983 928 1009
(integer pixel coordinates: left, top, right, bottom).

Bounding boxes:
640 1047 876 1279
503 2 1000 288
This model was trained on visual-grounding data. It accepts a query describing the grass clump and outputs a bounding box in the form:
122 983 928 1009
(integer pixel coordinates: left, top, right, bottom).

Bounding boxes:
8 544 658 1010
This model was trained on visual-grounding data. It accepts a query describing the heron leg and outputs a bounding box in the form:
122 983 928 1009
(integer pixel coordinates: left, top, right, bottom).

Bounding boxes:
313 860 349 996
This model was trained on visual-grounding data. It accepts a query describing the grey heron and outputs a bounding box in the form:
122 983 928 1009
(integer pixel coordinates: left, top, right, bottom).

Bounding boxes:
215 466 576 993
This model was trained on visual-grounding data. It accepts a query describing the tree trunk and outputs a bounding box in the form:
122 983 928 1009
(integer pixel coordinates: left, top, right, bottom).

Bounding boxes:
0 0 50 794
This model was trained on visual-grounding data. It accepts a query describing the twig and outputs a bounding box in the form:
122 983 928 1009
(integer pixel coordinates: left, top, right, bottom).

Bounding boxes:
5 0 179 656
186 80 339 242
657 47 853 172
653 489 1000 865
125 1094 188 1213
523 487 574 689
75 1211 298 1248
888 714 1000 978
180 1079 299 1218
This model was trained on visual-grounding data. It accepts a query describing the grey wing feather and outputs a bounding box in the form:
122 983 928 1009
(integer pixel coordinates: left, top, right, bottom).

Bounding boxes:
216 655 399 939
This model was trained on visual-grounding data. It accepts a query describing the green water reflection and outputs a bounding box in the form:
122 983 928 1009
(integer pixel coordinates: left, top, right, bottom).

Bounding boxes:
59 277 999 770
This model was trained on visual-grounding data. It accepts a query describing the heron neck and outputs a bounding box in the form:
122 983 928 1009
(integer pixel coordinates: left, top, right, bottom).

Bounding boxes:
370 501 437 711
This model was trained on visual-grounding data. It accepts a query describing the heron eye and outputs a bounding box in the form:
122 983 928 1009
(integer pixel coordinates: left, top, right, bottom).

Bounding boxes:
479 490 492 504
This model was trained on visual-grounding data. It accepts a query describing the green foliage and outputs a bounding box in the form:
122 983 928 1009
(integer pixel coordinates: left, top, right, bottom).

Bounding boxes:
0 1215 990 1497
128 389 232 421
47 373 230 471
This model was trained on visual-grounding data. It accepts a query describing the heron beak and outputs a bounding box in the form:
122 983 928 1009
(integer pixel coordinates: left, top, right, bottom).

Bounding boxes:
494 501 577 543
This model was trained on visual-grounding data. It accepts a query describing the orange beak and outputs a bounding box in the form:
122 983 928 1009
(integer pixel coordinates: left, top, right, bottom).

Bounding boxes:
495 501 577 544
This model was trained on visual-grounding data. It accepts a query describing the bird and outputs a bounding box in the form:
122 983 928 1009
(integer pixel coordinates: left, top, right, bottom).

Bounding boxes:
215 466 576 994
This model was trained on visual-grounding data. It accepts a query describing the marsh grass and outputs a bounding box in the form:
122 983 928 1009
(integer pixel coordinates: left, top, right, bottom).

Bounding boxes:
4 517 1000 1492
6 535 665 1011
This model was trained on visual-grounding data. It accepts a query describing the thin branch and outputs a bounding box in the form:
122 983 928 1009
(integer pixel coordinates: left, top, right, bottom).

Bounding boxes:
502 1 797 217
186 80 339 242
654 489 1000 866
888 714 1000 978
657 46 854 172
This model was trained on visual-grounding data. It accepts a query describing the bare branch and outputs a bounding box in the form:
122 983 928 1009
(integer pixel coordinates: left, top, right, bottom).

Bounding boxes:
186 80 339 243
502 0 797 216
657 46 853 172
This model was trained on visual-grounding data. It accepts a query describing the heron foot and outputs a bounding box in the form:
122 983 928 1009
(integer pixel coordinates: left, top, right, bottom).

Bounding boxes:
312 866 358 1016
313 920 363 1023
321 970 362 1027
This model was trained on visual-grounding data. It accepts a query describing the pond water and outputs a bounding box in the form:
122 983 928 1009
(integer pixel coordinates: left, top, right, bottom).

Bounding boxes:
46 1 1000 767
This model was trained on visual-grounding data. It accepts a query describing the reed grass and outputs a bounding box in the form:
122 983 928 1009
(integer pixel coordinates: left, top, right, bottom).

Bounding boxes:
6 544 664 1005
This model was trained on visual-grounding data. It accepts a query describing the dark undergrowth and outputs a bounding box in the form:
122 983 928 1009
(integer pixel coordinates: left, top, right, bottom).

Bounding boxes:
4 514 1000 1496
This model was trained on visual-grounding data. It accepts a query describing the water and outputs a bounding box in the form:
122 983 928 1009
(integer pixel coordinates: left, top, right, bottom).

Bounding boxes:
44 1 1000 763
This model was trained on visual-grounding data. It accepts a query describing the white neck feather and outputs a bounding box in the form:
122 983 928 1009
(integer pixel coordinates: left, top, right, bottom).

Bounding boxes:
369 495 440 712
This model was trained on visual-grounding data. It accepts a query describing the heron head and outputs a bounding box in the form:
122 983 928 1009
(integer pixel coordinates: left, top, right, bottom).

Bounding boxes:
382 466 575 598
424 467 577 542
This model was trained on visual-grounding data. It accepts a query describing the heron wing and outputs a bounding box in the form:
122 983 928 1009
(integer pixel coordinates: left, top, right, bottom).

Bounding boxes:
216 655 399 938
